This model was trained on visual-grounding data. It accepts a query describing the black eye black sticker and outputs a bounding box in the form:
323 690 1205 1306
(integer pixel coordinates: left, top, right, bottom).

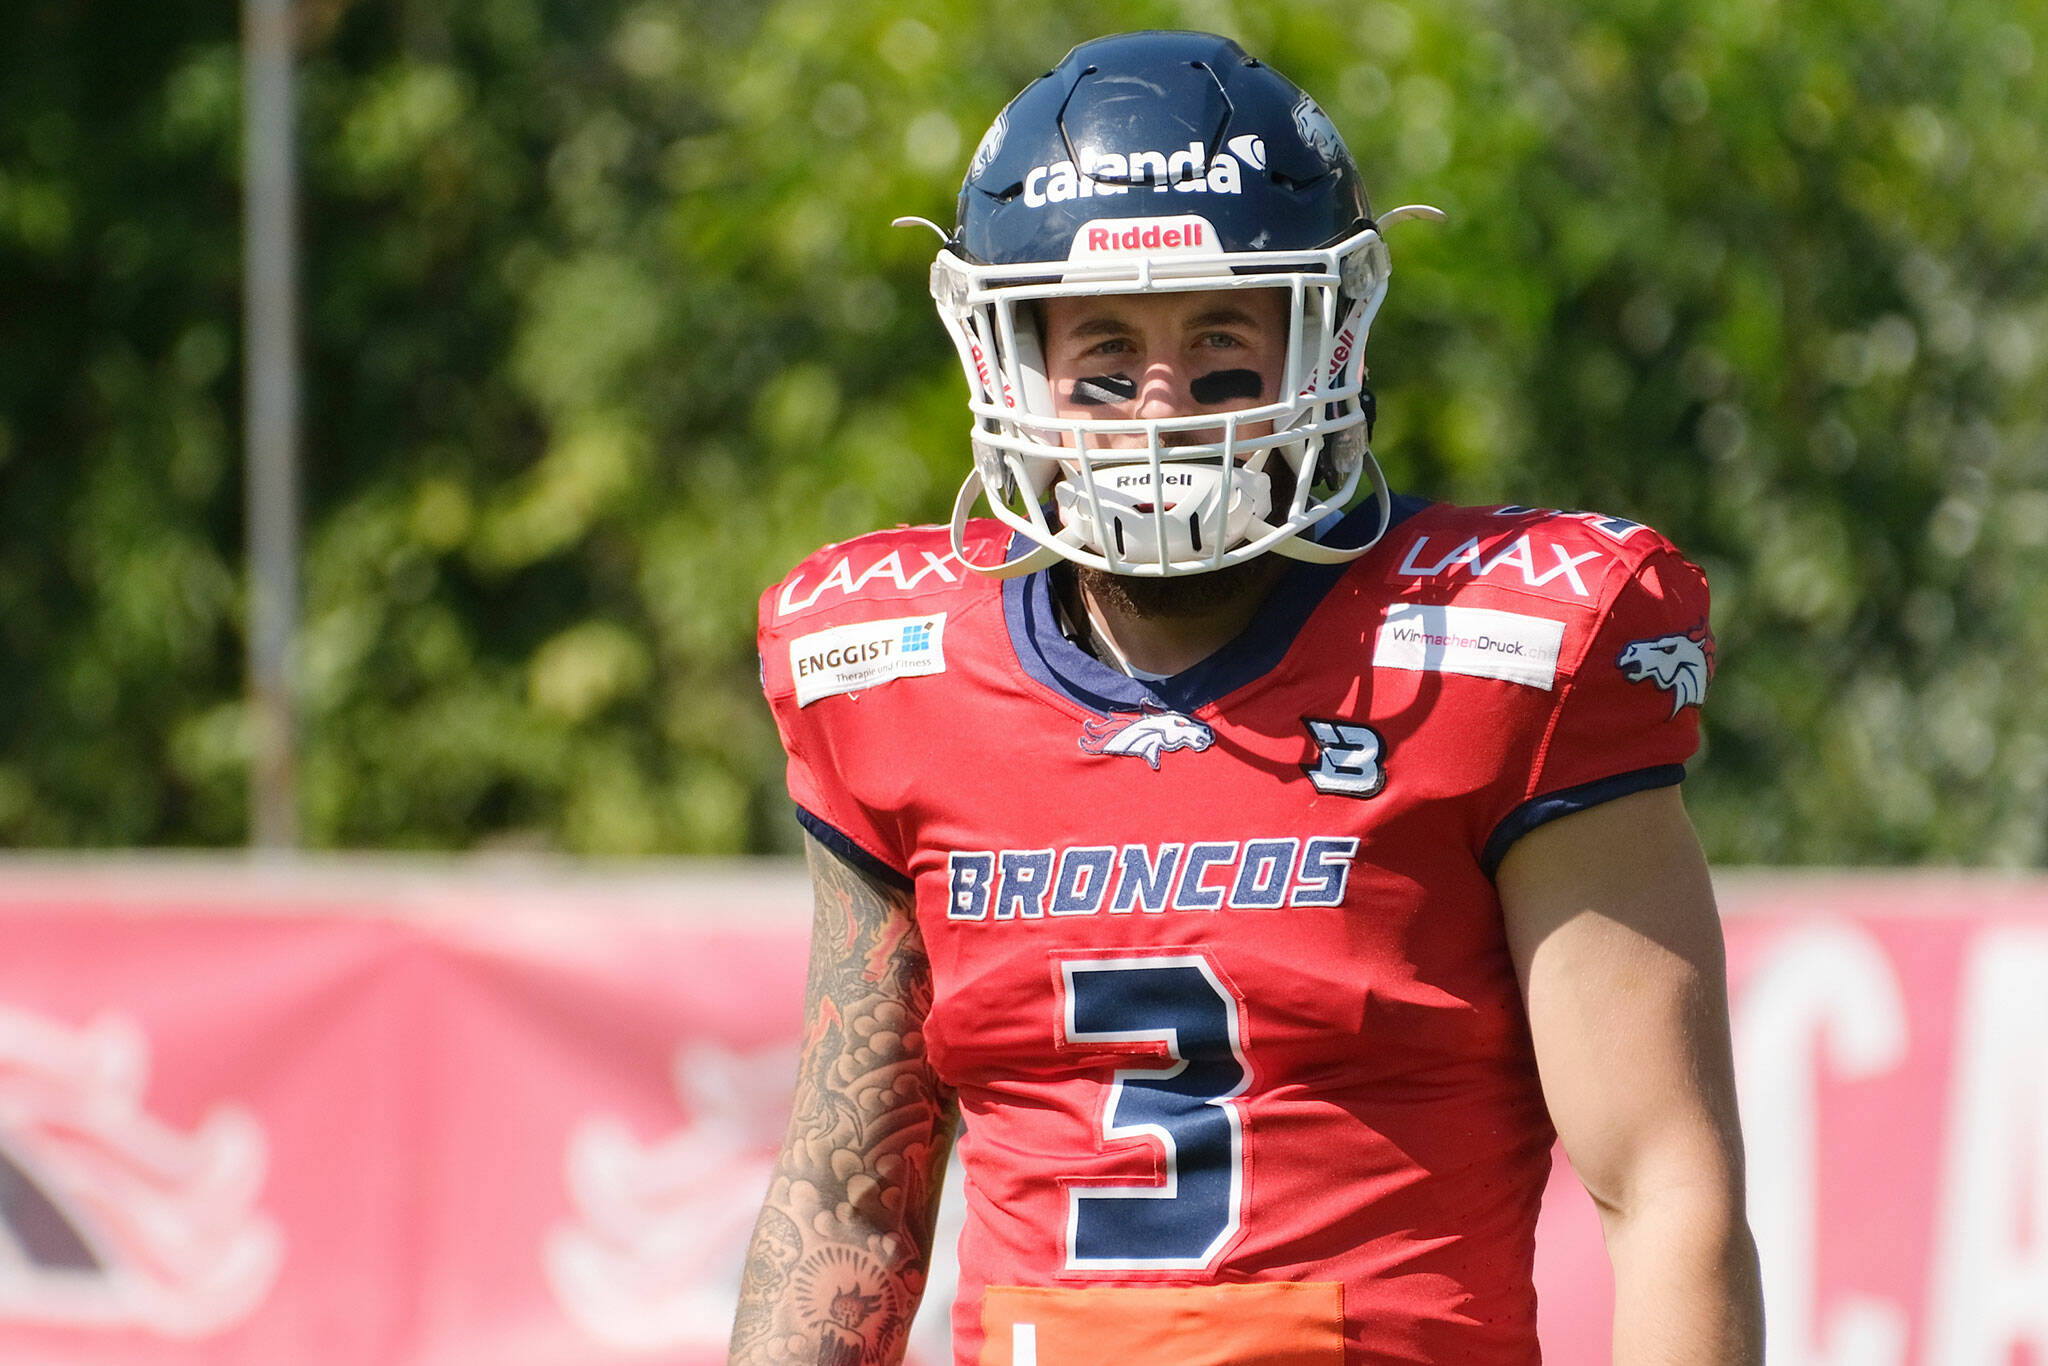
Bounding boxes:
1069 373 1138 405
1189 369 1265 404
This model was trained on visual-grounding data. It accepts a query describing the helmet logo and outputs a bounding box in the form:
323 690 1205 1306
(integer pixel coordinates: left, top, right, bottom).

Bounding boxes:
1226 134 1267 170
1291 96 1345 168
968 111 1007 180
1068 215 1213 260
966 338 1016 408
1325 320 1360 384
1024 143 1245 208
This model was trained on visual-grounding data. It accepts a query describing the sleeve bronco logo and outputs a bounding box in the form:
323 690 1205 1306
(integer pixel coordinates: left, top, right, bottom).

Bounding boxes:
1616 628 1714 716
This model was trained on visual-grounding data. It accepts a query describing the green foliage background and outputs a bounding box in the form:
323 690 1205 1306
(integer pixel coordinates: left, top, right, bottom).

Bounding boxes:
2 0 2044 861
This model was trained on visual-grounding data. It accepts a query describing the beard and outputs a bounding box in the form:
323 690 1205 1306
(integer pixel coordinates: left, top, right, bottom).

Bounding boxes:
1069 555 1288 621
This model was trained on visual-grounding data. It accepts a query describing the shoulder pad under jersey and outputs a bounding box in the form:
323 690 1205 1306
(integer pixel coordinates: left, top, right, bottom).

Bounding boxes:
761 519 1009 629
1377 502 1682 611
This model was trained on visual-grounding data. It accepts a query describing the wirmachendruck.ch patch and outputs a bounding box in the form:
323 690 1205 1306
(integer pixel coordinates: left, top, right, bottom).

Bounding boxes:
791 614 948 706
1375 604 1567 690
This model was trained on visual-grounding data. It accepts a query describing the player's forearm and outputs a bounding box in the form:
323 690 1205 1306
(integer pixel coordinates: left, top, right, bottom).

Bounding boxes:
1604 1183 1764 1365
729 1105 954 1366
730 836 956 1366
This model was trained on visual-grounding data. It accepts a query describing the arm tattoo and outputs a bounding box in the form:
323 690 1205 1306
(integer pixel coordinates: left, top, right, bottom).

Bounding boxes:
731 837 957 1366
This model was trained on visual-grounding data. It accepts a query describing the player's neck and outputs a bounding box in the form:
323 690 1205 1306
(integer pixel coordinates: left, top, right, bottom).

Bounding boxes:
1059 558 1289 679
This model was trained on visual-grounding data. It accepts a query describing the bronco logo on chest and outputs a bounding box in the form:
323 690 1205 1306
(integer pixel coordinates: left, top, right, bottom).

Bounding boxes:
1079 709 1215 770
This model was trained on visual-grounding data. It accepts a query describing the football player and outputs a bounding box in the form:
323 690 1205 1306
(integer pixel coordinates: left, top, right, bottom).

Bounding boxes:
732 30 1761 1366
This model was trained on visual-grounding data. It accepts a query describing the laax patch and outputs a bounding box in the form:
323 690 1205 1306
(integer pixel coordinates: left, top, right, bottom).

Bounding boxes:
1393 533 1604 598
1376 604 1567 690
790 614 947 706
775 548 962 618
1617 626 1713 715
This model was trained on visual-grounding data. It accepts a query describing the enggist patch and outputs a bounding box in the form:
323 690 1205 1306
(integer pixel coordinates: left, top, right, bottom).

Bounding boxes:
790 614 948 706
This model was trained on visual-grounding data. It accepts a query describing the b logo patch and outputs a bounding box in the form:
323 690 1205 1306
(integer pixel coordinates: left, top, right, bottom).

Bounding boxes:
1301 719 1387 798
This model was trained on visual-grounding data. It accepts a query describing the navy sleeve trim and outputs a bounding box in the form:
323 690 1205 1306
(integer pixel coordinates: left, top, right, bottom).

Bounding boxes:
1480 765 1688 878
794 807 915 893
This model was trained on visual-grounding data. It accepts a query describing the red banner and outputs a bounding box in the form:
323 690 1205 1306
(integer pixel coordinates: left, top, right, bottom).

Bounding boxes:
0 862 2042 1364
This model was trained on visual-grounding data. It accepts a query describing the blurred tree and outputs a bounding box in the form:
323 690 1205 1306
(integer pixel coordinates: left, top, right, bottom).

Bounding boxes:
0 0 2042 861
0 1 245 843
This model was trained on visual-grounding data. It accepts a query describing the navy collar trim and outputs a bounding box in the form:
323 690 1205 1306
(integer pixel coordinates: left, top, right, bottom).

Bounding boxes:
1003 494 1429 717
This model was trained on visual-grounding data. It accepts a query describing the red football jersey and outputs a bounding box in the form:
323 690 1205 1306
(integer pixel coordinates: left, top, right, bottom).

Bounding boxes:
758 497 1713 1366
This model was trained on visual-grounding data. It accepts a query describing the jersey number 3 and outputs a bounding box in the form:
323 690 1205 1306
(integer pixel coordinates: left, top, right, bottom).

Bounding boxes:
1058 955 1250 1270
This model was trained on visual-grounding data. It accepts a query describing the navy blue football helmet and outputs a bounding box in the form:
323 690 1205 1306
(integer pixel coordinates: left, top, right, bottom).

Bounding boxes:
909 31 1438 577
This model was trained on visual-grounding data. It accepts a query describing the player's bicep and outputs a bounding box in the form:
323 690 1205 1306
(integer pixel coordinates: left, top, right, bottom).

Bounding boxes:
784 832 954 1217
1496 786 1744 1218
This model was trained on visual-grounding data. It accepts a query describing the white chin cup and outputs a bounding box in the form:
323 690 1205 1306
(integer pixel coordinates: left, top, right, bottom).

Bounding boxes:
1053 459 1273 568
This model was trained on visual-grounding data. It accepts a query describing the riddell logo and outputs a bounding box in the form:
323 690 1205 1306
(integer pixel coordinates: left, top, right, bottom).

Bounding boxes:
1294 321 1361 400
1067 216 1219 264
1326 322 1359 380
968 340 1016 407
1111 470 1194 490
1023 141 1253 208
1083 221 1204 253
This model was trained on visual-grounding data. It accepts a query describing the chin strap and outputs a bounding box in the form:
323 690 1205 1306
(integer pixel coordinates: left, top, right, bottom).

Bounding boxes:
1269 449 1393 564
949 472 1063 579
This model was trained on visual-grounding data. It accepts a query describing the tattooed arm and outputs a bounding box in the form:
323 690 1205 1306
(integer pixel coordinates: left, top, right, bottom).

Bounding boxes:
730 833 958 1366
